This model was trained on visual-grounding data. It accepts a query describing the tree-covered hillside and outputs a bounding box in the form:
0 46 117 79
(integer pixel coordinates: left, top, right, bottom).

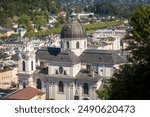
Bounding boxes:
0 0 61 27
58 0 149 19
57 0 150 5
84 2 141 18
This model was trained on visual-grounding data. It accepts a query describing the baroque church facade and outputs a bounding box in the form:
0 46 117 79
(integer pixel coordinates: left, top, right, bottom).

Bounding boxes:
18 13 124 100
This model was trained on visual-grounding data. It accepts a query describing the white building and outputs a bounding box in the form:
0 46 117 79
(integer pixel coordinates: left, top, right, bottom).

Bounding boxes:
93 29 126 39
48 16 57 24
16 28 27 38
92 29 126 51
18 13 124 100
0 28 14 37
76 13 94 19
2 39 24 55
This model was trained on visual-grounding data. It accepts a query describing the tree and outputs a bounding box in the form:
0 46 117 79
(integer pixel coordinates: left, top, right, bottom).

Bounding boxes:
97 85 110 99
33 15 47 30
17 15 32 31
84 2 140 18
129 6 150 64
0 0 61 28
98 6 150 100
57 16 66 24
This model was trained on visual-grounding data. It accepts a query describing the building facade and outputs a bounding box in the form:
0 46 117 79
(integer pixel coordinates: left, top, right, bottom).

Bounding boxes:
0 67 18 89
18 13 124 100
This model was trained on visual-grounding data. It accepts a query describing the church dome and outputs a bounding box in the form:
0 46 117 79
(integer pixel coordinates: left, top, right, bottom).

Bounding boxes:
60 13 86 39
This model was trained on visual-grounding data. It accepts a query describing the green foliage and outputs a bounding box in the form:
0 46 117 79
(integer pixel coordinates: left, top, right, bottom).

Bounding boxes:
25 28 61 37
25 20 123 37
17 15 32 30
129 6 150 64
98 62 150 100
109 63 150 99
85 21 123 30
97 85 110 100
97 6 150 100
0 0 61 28
86 30 95 35
57 16 66 24
55 16 67 27
85 20 123 34
130 6 150 45
11 82 17 88
84 2 140 18
9 34 19 38
34 15 47 30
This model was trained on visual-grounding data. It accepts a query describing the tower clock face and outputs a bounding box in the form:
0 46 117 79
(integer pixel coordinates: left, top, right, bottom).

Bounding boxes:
22 55 25 59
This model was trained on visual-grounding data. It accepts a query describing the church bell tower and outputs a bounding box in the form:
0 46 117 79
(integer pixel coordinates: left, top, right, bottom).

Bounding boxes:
18 41 36 89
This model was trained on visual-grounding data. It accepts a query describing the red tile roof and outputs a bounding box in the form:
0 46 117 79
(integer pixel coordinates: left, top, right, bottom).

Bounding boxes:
5 87 44 100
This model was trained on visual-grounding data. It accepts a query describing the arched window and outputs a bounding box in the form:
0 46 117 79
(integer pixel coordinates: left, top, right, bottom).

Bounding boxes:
83 83 89 95
84 41 87 48
31 61 33 71
67 41 69 49
64 71 67 75
59 67 63 74
58 81 64 93
76 41 79 48
61 41 63 48
36 79 42 89
22 61 25 71
55 70 58 74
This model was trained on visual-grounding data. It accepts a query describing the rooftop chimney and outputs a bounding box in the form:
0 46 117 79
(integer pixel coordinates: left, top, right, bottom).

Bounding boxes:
86 63 94 77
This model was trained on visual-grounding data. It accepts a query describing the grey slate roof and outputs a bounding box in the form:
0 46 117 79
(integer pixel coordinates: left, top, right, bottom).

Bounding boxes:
0 40 6 45
50 50 81 64
3 38 23 44
112 53 124 64
61 20 86 39
0 29 13 33
36 47 60 61
80 49 124 65
36 47 124 65
34 69 102 82
11 53 19 61
76 69 103 81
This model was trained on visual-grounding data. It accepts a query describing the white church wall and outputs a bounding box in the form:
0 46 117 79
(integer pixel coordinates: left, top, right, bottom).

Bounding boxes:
48 65 71 76
78 84 97 100
48 63 81 77
49 66 58 75
46 80 99 100
26 60 32 74
54 84 66 100
61 39 87 56
70 40 86 56
72 63 81 77
81 64 86 69
19 59 32 74
98 65 113 77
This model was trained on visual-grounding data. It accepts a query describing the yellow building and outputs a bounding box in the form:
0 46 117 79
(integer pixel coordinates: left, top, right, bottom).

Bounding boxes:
0 29 14 37
0 67 18 89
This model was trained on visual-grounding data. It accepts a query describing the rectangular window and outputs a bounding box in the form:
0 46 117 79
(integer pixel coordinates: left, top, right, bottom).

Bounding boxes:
23 61 25 71
74 96 79 100
31 61 33 71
